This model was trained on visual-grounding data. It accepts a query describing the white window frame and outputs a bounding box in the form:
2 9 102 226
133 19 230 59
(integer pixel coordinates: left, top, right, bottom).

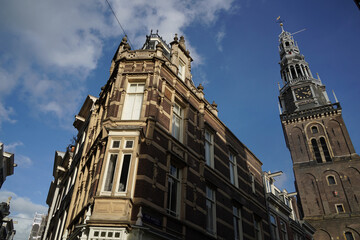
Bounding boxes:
178 59 185 80
250 174 256 194
167 163 181 217
205 130 214 168
172 103 183 142
111 140 121 149
121 83 145 120
229 152 238 187
89 227 126 240
233 206 243 240
102 153 118 194
115 153 132 194
206 186 216 235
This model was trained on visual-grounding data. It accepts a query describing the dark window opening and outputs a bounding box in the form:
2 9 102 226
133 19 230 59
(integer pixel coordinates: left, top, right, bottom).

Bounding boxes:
327 176 336 185
320 137 332 162
336 204 344 213
345 232 354 240
290 66 296 79
285 42 290 47
296 65 303 77
311 126 318 134
311 139 322 163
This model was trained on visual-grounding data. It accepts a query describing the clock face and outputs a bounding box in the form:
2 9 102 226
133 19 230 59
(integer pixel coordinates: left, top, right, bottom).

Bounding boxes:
294 86 312 100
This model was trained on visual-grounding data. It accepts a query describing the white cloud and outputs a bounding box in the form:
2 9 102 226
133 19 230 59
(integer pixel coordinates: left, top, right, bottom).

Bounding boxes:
0 102 16 128
0 191 48 240
4 142 23 153
216 30 226 52
0 0 236 128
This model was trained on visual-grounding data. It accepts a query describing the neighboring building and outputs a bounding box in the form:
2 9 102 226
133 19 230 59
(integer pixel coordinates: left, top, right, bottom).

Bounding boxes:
354 0 360 10
42 95 97 240
43 32 271 240
0 143 15 189
263 171 315 240
0 198 16 240
277 23 360 239
29 213 47 240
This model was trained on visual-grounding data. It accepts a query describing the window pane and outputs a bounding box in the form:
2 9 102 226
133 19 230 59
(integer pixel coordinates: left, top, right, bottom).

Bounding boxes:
345 232 354 240
104 154 117 191
118 154 131 192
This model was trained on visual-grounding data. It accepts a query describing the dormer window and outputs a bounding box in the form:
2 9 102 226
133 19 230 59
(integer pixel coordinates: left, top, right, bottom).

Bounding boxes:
178 59 185 80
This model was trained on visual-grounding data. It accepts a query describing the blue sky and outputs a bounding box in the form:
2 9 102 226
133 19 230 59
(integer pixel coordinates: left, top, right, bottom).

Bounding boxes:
0 0 359 238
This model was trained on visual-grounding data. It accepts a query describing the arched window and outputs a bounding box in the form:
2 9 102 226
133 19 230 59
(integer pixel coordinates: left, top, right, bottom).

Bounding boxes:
285 42 290 47
311 139 322 163
296 64 303 77
290 66 297 79
345 232 355 240
320 137 332 162
311 126 318 134
327 176 336 185
305 66 311 77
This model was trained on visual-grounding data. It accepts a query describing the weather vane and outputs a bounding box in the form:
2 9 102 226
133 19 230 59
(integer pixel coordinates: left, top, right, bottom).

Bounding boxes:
276 16 285 31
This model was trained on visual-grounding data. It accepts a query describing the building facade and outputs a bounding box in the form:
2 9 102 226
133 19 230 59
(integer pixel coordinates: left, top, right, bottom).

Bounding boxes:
277 24 360 239
29 213 47 240
263 171 315 240
43 33 272 240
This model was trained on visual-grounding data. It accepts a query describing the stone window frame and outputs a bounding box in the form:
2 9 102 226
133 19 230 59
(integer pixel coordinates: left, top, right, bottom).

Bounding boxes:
206 185 217 235
229 151 239 187
233 206 243 240
89 227 126 240
100 132 139 197
335 203 345 213
121 82 146 120
204 129 214 168
344 231 355 240
279 219 288 240
166 162 181 217
326 175 337 186
269 214 279 240
171 101 184 143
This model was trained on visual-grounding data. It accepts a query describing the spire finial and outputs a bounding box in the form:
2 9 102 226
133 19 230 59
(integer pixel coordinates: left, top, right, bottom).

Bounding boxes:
276 16 285 32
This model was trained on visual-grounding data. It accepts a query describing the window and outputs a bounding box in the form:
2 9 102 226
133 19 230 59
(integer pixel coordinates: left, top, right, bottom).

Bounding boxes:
250 174 256 194
233 206 243 240
336 204 345 213
311 139 322 163
205 130 214 167
124 140 134 149
229 152 238 187
122 83 145 120
311 126 318 134
254 217 262 240
111 140 120 149
178 59 185 80
117 154 131 192
104 154 118 191
280 220 287 240
345 232 355 240
206 186 216 234
172 103 183 142
89 228 125 240
270 215 278 240
167 164 180 217
320 137 332 162
327 176 336 185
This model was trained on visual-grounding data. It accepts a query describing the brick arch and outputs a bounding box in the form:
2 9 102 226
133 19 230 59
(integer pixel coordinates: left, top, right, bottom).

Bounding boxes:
314 228 332 240
290 126 310 163
299 173 324 216
327 119 346 156
304 121 326 138
344 226 360 239
345 167 360 187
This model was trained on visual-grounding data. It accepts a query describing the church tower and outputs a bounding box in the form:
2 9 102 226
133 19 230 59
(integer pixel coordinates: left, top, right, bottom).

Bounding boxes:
277 23 360 240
